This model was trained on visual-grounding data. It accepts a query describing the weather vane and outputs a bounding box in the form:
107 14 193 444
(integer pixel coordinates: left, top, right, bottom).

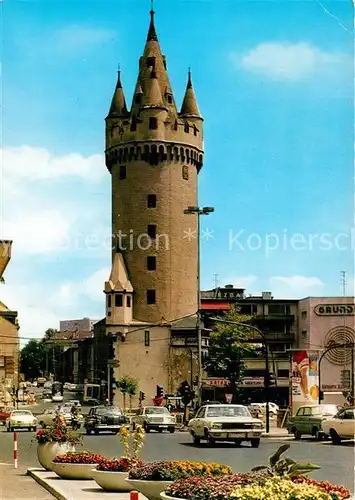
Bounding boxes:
151 0 154 12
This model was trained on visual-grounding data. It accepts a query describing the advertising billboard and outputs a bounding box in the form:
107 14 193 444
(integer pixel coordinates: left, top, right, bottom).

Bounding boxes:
290 350 320 413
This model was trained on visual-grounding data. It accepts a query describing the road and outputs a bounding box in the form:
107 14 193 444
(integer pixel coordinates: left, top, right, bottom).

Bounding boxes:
0 425 353 492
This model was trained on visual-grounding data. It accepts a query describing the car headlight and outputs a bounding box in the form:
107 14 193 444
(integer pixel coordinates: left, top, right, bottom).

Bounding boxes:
168 417 175 423
212 422 223 429
252 422 263 429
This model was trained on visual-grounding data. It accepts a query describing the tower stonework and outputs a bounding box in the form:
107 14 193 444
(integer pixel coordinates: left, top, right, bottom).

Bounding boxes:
105 10 204 324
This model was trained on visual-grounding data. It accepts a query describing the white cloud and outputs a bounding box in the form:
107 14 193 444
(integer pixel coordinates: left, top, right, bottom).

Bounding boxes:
1 267 107 341
270 275 324 298
2 146 105 182
238 42 347 82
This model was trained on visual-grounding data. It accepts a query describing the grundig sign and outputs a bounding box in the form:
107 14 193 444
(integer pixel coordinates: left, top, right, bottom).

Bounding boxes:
314 304 355 316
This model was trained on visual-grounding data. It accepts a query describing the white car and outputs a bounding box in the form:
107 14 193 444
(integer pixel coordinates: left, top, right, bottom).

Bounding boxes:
321 406 355 444
52 393 64 403
188 404 264 447
6 410 37 432
131 406 176 433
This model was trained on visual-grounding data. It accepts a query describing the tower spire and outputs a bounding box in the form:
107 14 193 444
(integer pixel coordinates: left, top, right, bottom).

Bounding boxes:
180 68 202 118
147 1 158 41
107 64 128 117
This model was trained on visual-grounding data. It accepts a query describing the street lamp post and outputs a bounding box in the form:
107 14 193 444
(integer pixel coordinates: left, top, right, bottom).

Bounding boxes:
318 342 354 404
210 318 271 433
184 205 214 404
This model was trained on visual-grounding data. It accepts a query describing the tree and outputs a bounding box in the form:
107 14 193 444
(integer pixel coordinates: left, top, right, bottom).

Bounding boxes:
20 340 47 379
203 306 258 402
126 378 139 413
43 328 58 341
117 375 138 413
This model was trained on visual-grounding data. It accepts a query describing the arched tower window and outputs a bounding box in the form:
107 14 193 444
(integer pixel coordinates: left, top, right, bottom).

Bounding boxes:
184 122 189 133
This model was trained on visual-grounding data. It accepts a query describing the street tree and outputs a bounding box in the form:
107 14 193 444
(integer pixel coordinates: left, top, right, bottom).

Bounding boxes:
126 378 139 413
117 375 138 412
20 339 47 379
203 306 258 402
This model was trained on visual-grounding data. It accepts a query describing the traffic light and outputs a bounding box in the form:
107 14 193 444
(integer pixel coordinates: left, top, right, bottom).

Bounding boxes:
178 381 195 406
264 371 276 388
156 385 164 398
139 391 145 401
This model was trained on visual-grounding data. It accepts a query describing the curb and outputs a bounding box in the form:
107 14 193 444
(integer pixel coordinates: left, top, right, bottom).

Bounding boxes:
27 468 67 500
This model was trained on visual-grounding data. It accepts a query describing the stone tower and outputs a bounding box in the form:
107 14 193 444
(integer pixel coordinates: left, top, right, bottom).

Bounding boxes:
105 9 204 324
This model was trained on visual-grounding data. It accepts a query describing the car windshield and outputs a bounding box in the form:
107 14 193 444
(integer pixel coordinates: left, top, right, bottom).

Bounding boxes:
98 407 122 415
145 407 169 415
12 411 32 416
206 406 251 418
316 405 338 416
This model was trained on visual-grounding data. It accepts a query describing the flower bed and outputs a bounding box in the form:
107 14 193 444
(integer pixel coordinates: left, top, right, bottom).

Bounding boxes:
96 457 143 472
53 451 106 464
128 461 232 481
165 474 351 500
34 423 82 445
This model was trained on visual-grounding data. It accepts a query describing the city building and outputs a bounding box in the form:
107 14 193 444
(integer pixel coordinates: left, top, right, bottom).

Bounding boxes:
0 240 20 402
103 7 205 406
298 296 355 404
201 285 298 405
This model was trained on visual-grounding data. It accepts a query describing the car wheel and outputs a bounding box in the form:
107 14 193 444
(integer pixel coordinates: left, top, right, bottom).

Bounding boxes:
204 428 215 445
94 429 99 435
85 428 92 435
330 429 341 444
158 428 163 433
192 434 201 445
6 426 10 432
234 439 242 447
144 423 150 433
312 427 322 440
169 427 175 434
251 438 260 448
293 428 301 440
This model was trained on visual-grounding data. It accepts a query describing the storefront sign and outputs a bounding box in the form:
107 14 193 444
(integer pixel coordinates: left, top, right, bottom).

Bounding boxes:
202 378 229 387
314 304 355 316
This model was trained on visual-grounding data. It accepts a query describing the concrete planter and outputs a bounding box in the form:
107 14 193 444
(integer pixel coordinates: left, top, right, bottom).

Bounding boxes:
51 462 99 480
126 479 173 500
92 470 132 491
161 493 183 500
37 443 75 471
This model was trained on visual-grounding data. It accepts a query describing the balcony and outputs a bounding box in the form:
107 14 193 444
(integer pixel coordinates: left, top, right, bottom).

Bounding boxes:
0 241 12 279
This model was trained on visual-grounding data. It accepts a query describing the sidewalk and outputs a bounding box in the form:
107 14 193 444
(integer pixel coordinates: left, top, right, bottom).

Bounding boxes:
0 464 53 499
262 427 291 438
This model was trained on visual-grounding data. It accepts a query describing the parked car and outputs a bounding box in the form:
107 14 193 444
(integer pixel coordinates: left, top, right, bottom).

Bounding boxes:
84 406 127 435
6 410 37 432
0 406 15 426
287 404 339 440
65 400 81 408
131 406 176 433
42 388 52 400
188 404 264 447
321 406 355 444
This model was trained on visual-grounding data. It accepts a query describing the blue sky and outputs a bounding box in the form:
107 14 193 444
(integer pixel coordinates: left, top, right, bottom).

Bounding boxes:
1 0 354 340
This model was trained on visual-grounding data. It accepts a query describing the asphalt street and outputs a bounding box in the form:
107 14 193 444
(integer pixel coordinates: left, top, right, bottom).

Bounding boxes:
0 426 353 492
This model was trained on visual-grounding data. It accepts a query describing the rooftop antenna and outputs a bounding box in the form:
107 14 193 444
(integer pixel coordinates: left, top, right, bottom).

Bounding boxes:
213 273 219 289
150 0 154 13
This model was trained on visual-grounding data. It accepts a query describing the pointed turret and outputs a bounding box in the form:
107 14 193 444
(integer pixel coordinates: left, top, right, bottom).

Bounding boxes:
147 8 158 42
180 69 202 118
108 68 128 117
142 70 167 109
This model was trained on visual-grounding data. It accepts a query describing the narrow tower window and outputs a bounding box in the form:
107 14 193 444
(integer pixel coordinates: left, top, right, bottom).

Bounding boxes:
134 94 142 104
115 294 123 307
146 57 156 68
107 295 112 308
147 289 156 304
173 120 178 131
147 256 156 270
193 125 198 136
126 296 131 308
144 330 150 346
182 165 189 180
130 119 137 131
119 165 126 180
184 122 189 133
147 224 156 239
147 194 157 208
149 117 158 130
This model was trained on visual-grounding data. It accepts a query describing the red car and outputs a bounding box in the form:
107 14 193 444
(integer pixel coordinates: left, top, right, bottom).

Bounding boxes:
0 406 15 425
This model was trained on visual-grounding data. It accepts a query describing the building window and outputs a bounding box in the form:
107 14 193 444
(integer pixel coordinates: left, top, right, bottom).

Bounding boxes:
147 256 156 270
147 194 156 208
173 120 178 131
184 122 189 133
147 289 156 304
301 310 307 319
302 330 307 338
149 117 158 130
130 119 137 131
146 56 155 67
193 125 197 136
147 224 156 239
119 165 126 180
134 94 141 104
268 304 290 315
115 294 123 307
182 165 189 180
166 94 172 104
144 330 150 346
277 369 289 378
107 294 112 308
126 296 131 308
